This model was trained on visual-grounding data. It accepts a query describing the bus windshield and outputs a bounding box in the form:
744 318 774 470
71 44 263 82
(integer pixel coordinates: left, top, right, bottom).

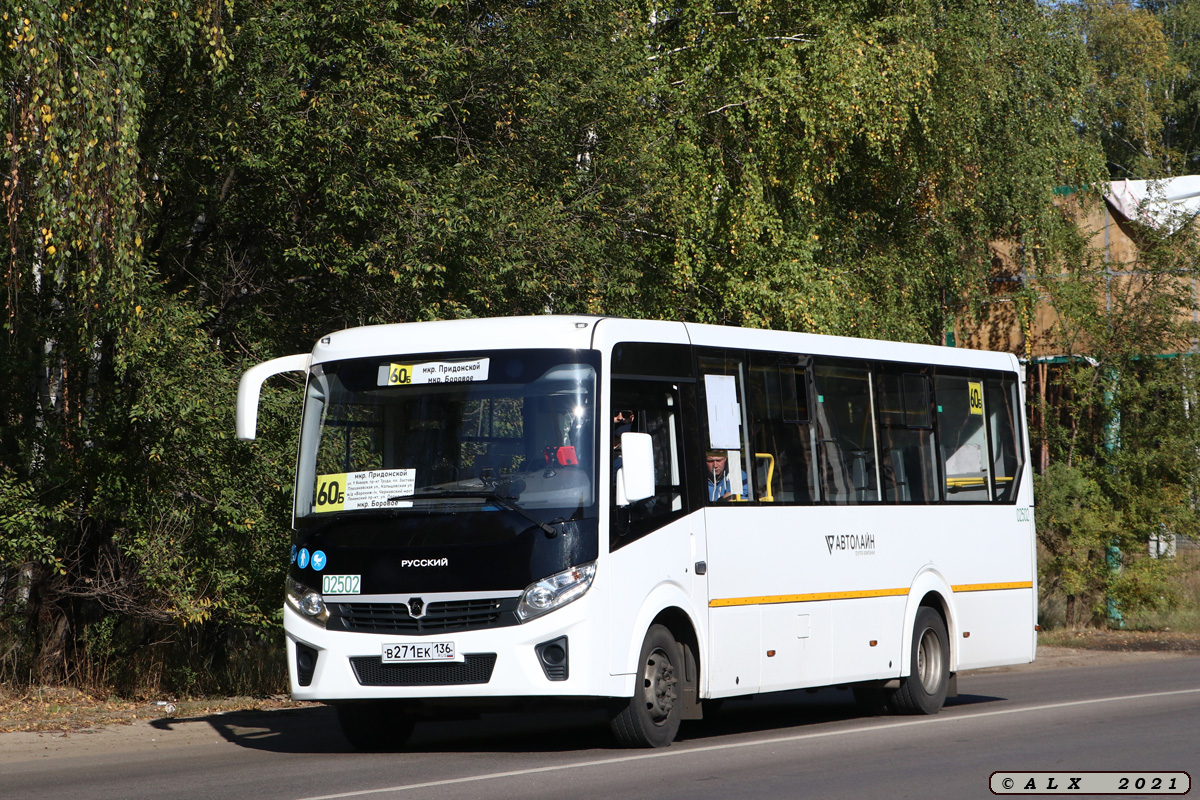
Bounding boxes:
295 349 599 524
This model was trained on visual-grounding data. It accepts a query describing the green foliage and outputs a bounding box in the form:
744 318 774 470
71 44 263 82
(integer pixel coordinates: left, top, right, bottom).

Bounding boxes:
1036 461 1116 626
636 0 1104 336
0 468 71 573
1062 0 1181 178
1 0 283 686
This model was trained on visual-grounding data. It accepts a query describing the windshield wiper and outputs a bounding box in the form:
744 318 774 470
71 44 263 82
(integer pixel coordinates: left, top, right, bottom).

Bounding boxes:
390 489 561 537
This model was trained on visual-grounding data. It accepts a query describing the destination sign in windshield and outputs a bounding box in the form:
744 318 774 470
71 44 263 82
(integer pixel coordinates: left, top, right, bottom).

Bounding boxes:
377 358 490 386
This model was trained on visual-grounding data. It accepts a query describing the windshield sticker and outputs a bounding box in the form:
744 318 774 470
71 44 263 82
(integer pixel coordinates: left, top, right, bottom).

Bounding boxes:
313 469 416 513
378 358 490 386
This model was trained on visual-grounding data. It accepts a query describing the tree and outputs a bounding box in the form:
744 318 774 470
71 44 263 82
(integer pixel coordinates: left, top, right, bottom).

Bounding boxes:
1064 0 1182 178
633 0 1105 339
2 0 1165 690
0 0 288 687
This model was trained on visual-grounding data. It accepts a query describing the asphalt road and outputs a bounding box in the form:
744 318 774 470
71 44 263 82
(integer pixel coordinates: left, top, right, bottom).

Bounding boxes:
3 653 1198 800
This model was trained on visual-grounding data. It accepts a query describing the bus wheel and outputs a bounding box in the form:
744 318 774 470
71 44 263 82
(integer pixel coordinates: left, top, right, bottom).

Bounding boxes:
335 702 415 751
891 607 950 715
610 624 683 748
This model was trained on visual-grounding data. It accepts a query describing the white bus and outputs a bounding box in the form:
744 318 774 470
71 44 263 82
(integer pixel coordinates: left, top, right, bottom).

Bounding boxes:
237 316 1036 749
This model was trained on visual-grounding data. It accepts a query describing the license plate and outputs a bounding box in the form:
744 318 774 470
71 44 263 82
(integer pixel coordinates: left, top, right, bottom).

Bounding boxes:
381 641 460 663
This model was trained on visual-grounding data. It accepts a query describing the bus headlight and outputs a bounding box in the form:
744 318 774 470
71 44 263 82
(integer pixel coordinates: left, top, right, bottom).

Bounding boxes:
286 575 329 626
517 562 596 622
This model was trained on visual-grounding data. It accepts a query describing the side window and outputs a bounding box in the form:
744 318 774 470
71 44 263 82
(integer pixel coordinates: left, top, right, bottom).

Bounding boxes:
935 374 990 502
748 354 818 503
875 369 938 503
813 363 879 503
610 380 688 547
986 375 1024 502
698 352 754 504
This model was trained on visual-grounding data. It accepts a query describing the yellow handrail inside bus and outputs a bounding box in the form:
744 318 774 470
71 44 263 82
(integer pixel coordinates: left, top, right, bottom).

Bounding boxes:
727 452 775 502
755 452 775 502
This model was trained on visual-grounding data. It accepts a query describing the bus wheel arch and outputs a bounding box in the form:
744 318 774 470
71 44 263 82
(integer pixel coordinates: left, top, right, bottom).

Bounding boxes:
891 603 951 715
902 576 958 672
651 607 702 721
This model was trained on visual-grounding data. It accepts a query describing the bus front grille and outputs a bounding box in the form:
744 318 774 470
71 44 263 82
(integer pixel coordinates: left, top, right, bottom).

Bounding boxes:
328 599 517 635
349 654 498 686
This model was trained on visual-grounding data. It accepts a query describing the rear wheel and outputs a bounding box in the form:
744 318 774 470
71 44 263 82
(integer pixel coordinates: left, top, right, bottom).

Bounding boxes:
891 606 950 715
335 702 416 751
610 624 683 747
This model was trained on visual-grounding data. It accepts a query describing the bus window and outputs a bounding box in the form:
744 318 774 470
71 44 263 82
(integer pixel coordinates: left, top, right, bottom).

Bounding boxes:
698 352 755 504
935 374 990 502
876 369 938 503
987 375 1024 502
748 355 817 503
814 363 880 504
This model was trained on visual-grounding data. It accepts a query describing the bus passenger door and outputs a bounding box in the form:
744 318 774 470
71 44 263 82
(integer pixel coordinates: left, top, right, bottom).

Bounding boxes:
698 349 838 697
698 351 770 696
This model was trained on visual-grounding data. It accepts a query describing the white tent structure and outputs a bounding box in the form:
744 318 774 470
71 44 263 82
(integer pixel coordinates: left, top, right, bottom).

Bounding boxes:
1105 176 1200 234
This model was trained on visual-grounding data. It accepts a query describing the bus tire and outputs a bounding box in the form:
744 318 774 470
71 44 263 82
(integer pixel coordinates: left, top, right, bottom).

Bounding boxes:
891 606 950 715
610 624 683 748
335 702 415 751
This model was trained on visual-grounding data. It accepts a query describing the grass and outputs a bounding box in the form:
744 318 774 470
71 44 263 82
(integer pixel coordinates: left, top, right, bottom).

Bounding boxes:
0 685 309 733
1119 548 1200 633
1038 627 1200 651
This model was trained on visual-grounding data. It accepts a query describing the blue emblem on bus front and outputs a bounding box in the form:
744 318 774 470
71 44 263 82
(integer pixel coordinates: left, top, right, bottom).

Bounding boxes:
298 548 310 569
311 550 327 571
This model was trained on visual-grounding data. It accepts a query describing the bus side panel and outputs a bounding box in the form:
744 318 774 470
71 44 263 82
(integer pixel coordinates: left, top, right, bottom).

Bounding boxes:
830 596 907 684
704 506 845 696
705 503 1036 694
931 505 1037 671
759 601 832 694
902 506 1032 676
604 514 706 679
709 605 761 696
953 588 1037 670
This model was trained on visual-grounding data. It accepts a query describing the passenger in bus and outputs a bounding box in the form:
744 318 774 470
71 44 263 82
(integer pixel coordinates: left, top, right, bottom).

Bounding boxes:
706 450 749 501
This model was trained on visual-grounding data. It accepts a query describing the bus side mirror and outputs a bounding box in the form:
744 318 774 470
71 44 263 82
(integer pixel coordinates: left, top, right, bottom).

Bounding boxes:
616 432 655 506
236 353 310 440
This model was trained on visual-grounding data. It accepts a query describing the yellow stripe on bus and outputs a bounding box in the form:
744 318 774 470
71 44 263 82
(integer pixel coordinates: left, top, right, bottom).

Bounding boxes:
709 588 909 608
709 581 1033 608
951 581 1034 593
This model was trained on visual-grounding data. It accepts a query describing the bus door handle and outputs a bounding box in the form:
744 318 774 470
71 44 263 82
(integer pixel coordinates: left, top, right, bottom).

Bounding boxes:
695 561 707 575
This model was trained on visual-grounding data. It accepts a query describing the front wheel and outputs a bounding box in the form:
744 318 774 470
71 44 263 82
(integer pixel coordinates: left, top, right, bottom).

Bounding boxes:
609 624 683 747
890 606 950 715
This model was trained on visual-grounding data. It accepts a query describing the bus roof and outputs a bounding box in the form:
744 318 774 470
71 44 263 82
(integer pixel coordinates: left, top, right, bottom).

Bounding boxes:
307 315 1019 373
